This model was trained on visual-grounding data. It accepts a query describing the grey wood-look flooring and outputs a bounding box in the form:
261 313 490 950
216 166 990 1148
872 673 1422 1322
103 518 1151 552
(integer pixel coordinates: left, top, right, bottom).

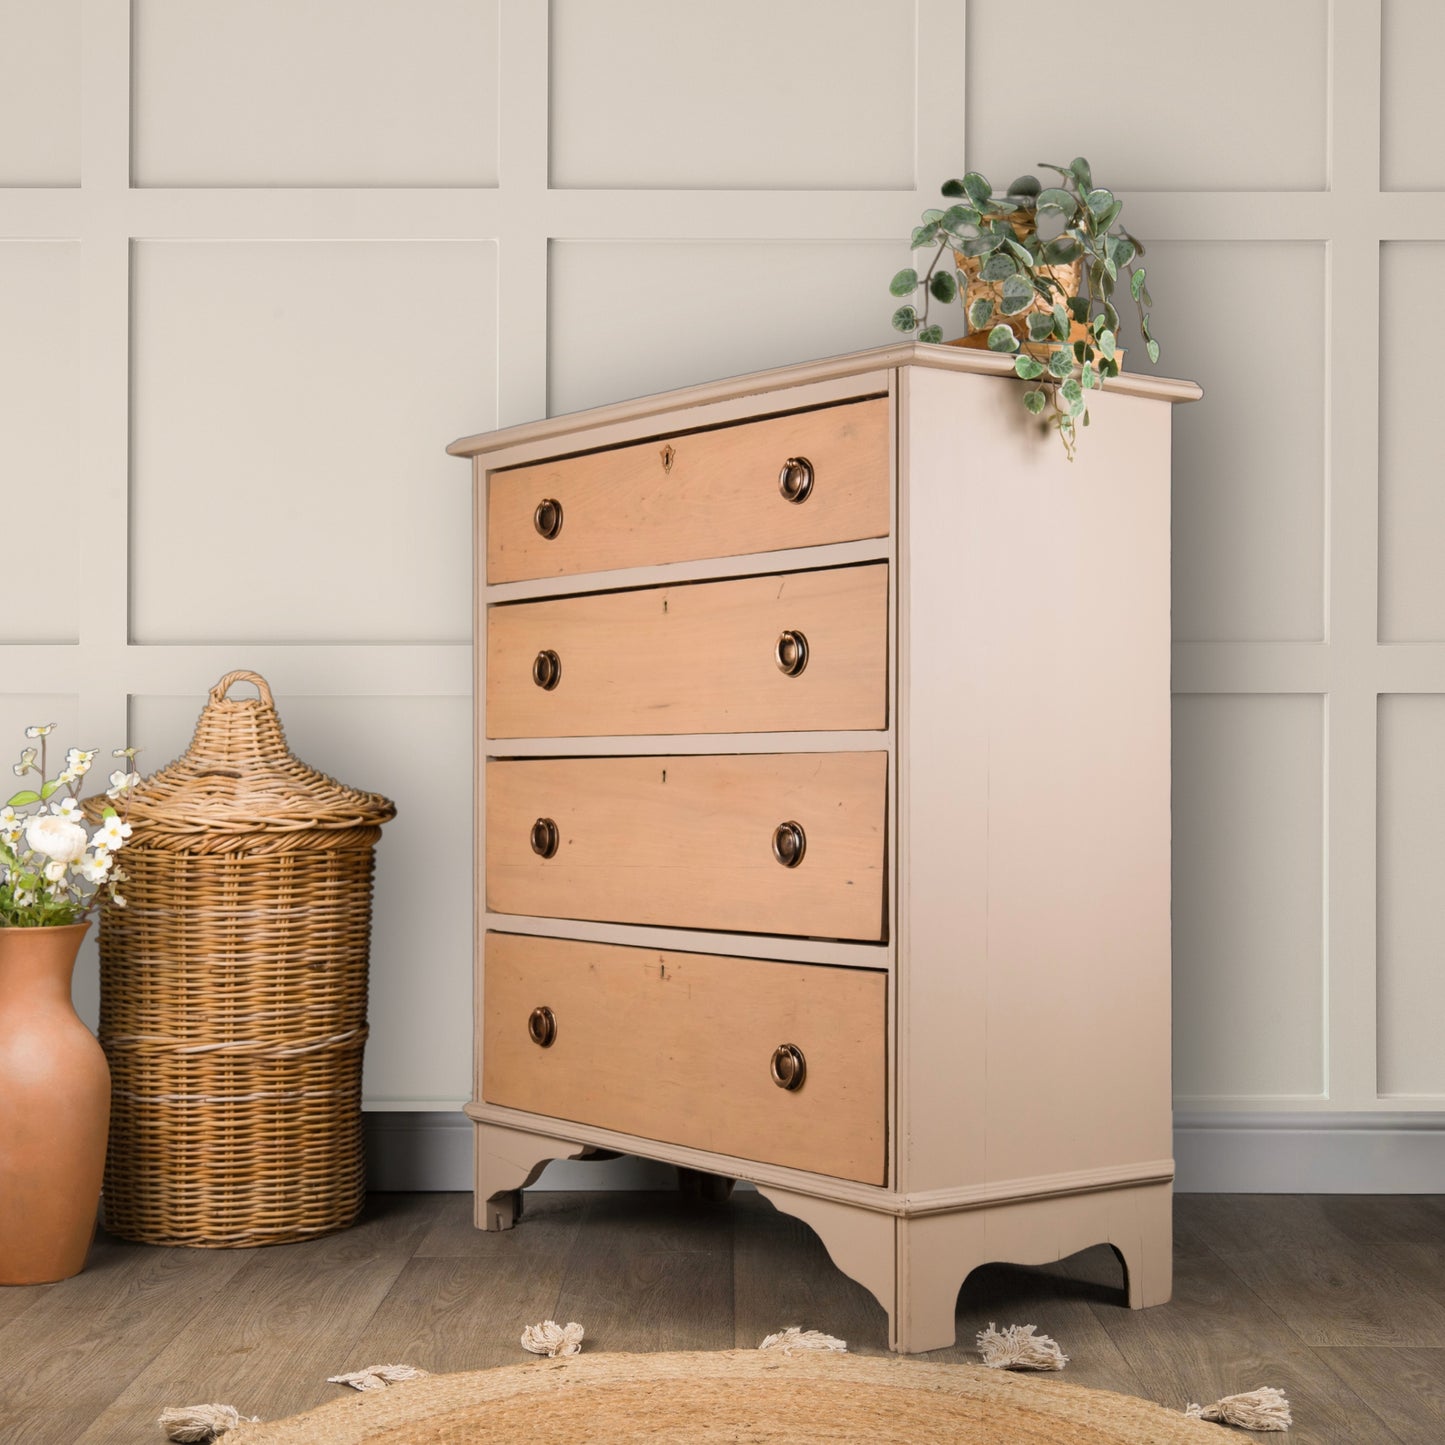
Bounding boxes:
1 1191 1442 1444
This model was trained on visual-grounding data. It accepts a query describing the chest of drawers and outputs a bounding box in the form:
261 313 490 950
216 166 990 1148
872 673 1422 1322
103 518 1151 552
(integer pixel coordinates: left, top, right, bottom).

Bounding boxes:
449 343 1200 1352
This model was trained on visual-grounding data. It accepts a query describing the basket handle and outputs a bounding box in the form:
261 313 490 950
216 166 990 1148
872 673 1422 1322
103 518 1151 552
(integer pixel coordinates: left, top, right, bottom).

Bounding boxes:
209 671 276 708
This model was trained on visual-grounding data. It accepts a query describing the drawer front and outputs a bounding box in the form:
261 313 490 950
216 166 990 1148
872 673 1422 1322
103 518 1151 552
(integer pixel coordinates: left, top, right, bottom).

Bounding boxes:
487 751 886 941
487 398 890 583
487 563 888 738
483 932 887 1184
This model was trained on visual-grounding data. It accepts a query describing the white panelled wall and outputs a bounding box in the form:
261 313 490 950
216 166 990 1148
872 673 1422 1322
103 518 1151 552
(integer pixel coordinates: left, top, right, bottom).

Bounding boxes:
2 0 1443 1192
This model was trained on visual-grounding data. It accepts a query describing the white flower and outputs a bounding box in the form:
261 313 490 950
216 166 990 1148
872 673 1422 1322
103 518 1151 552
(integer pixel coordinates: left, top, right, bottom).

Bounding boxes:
43 859 67 883
13 889 35 908
110 891 126 908
13 748 37 776
80 851 113 883
25 814 89 863
0 806 21 846
63 748 95 777
93 816 133 851
25 724 54 738
51 797 85 824
106 770 140 800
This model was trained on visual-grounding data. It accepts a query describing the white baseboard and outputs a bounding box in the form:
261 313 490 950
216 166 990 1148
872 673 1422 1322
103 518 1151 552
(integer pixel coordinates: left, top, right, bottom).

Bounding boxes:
364 1111 1445 1194
1173 1111 1445 1192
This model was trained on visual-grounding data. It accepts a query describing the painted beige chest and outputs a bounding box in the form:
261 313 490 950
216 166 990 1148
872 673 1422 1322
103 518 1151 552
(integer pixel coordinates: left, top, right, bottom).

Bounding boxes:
448 344 1199 1352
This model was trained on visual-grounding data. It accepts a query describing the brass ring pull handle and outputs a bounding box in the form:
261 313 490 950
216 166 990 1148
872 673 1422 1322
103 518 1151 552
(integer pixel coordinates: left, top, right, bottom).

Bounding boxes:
772 820 806 868
528 1006 557 1048
770 1043 806 1091
530 817 559 859
532 649 561 690
778 456 814 504
533 498 564 540
775 629 808 677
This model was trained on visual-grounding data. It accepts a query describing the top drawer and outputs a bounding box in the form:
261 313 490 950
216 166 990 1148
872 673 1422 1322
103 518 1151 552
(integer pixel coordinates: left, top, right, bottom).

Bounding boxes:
486 397 890 583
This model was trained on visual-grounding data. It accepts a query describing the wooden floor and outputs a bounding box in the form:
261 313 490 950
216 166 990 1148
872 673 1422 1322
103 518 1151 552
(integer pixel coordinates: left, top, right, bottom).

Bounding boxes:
1 1190 1442 1443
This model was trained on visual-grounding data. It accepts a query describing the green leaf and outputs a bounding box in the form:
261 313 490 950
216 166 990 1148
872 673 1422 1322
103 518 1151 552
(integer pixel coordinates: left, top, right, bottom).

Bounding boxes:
1085 188 1114 218
1109 235 1136 269
1023 389 1048 415
962 171 992 207
941 204 981 232
889 268 919 297
1098 199 1123 232
999 274 1034 315
1004 235 1038 266
1147 338 1161 364
1099 329 1117 361
1104 301 1120 335
1014 355 1046 380
1103 356 1122 377
1027 312 1057 342
5 790 39 807
1070 157 1093 191
1060 377 1086 414
967 296 994 329
979 252 1017 282
1052 303 1071 340
39 779 64 801
987 324 1020 353
958 233 1003 258
1073 339 1089 362
929 271 958 303
1103 255 1118 282
918 324 944 344
1068 295 1090 324
941 177 967 198
910 222 941 249
1036 187 1076 219
922 208 944 224
1082 363 1099 389
1141 313 1154 341
986 197 1019 214
1041 235 1083 266
1007 174 1041 198
891 305 919 333
1048 347 1075 379
1131 265 1148 302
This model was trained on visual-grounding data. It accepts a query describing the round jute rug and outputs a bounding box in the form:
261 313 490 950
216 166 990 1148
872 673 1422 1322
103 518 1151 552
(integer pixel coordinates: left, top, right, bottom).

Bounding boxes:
224 1350 1210 1444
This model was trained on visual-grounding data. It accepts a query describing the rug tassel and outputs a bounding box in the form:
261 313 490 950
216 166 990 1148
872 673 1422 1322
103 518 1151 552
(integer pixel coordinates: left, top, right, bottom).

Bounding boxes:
157 1403 259 1441
976 1323 1069 1371
758 1326 848 1355
326 1363 430 1392
1185 1386 1293 1431
521 1320 585 1357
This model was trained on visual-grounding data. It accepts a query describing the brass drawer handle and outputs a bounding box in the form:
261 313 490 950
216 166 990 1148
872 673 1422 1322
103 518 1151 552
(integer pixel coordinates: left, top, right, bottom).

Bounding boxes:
532 649 561 690
528 1006 557 1048
778 456 814 504
530 817 559 858
533 498 564 539
772 820 806 868
775 629 808 677
770 1043 806 1091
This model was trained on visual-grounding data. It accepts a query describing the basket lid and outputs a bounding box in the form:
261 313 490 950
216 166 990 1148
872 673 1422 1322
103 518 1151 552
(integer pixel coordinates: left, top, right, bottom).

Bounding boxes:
122 672 396 850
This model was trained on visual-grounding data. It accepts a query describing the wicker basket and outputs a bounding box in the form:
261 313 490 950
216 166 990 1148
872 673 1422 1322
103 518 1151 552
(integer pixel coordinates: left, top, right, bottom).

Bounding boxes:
953 213 1085 345
96 671 396 1247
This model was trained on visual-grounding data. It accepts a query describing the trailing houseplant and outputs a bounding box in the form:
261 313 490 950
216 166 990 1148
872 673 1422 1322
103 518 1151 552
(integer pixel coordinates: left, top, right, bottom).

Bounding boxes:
888 157 1159 459
1 724 138 927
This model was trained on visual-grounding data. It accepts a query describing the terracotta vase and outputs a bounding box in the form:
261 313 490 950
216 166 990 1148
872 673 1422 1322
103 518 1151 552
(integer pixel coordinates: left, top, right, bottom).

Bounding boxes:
0 922 110 1284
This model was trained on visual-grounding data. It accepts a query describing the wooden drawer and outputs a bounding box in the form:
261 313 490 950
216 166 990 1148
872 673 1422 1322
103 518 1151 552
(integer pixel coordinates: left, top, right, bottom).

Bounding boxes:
483 932 886 1184
487 563 888 738
486 397 890 583
487 751 886 941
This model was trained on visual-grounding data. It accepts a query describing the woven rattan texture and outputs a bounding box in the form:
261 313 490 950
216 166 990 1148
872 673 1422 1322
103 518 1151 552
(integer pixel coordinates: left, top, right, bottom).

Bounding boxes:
97 673 394 1248
953 217 1083 343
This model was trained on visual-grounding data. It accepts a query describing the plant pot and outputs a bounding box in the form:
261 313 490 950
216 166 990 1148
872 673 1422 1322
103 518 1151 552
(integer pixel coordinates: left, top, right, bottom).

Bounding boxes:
0 922 109 1284
953 213 1084 345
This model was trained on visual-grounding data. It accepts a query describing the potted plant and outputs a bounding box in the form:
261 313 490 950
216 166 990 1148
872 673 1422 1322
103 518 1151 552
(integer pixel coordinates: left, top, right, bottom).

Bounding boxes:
888 156 1160 459
0 727 138 1283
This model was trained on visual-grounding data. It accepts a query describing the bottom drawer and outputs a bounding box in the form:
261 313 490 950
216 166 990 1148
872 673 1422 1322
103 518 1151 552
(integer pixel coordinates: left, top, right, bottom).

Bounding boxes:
482 932 886 1185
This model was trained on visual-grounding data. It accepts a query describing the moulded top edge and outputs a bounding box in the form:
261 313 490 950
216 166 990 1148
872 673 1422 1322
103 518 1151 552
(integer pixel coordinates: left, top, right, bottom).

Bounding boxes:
445 343 1202 461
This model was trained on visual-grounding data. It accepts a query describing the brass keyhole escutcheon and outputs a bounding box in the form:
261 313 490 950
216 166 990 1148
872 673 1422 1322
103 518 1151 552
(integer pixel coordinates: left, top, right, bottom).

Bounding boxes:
775 629 808 677
532 649 561 690
772 820 806 868
528 1006 558 1048
778 456 814 504
770 1043 806 1091
661 444 676 474
530 817 559 859
533 498 563 540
